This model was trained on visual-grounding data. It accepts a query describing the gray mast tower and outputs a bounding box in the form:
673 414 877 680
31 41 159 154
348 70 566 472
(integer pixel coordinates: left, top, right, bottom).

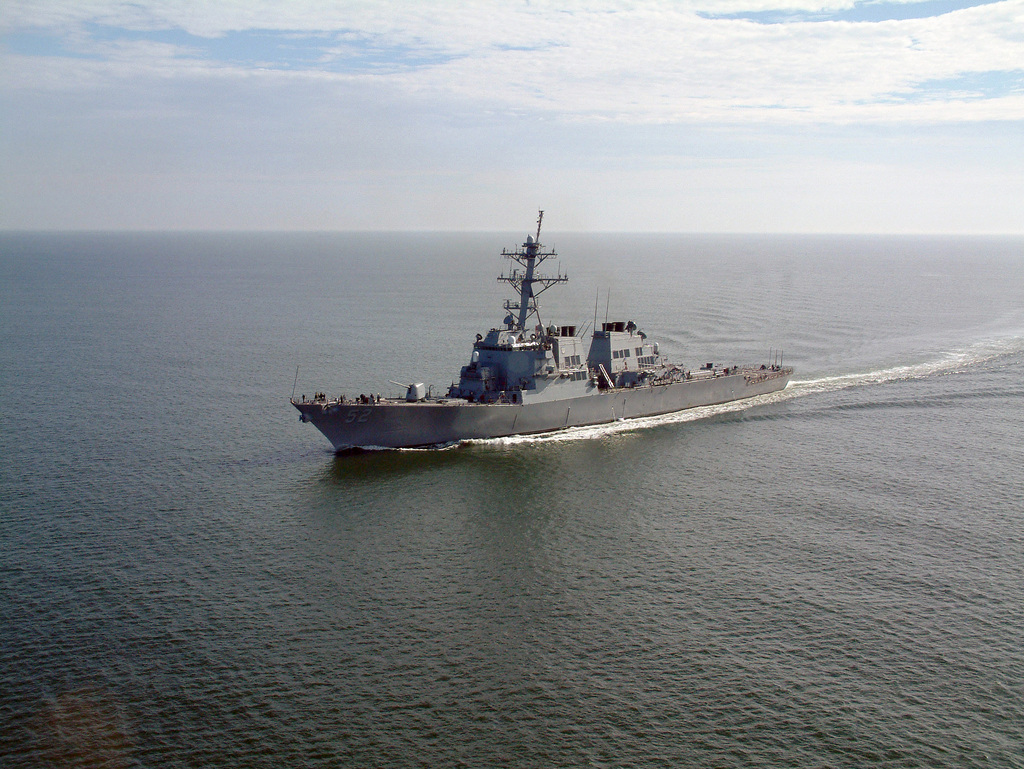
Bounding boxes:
498 211 568 332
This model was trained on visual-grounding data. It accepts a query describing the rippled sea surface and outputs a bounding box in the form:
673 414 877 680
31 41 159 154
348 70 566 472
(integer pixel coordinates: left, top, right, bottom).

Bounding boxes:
2 232 1023 768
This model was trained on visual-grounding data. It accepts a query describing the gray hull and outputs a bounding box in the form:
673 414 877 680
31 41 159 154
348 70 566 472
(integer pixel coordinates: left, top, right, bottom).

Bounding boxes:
293 369 791 451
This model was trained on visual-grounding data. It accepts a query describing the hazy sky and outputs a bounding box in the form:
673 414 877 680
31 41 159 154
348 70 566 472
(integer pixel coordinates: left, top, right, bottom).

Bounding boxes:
2 0 1022 232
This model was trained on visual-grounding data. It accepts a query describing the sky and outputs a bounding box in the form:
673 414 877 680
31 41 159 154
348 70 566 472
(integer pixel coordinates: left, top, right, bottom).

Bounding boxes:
1 0 1023 232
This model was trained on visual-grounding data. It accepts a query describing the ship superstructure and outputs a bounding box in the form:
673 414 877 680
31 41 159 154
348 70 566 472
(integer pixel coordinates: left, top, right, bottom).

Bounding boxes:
448 212 589 405
293 213 791 450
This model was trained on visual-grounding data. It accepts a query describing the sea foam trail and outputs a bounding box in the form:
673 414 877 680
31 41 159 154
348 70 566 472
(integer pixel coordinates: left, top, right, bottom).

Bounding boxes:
791 333 1024 396
467 333 1024 449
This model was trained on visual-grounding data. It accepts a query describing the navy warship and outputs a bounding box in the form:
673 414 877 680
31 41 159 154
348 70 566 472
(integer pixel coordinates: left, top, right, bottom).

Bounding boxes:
293 213 792 450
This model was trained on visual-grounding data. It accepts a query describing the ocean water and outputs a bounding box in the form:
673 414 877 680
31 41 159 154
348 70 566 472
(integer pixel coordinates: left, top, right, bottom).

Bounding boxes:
1 231 1022 768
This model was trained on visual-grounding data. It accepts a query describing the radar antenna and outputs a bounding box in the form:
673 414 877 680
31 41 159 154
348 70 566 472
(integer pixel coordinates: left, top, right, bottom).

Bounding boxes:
497 210 567 332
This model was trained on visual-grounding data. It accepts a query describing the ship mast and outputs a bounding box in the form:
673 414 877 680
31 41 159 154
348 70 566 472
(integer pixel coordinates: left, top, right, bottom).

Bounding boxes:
498 210 568 332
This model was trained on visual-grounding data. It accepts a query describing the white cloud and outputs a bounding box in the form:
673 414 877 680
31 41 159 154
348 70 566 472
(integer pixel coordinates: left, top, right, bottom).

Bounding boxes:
3 1 1023 123
2 1 1022 230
